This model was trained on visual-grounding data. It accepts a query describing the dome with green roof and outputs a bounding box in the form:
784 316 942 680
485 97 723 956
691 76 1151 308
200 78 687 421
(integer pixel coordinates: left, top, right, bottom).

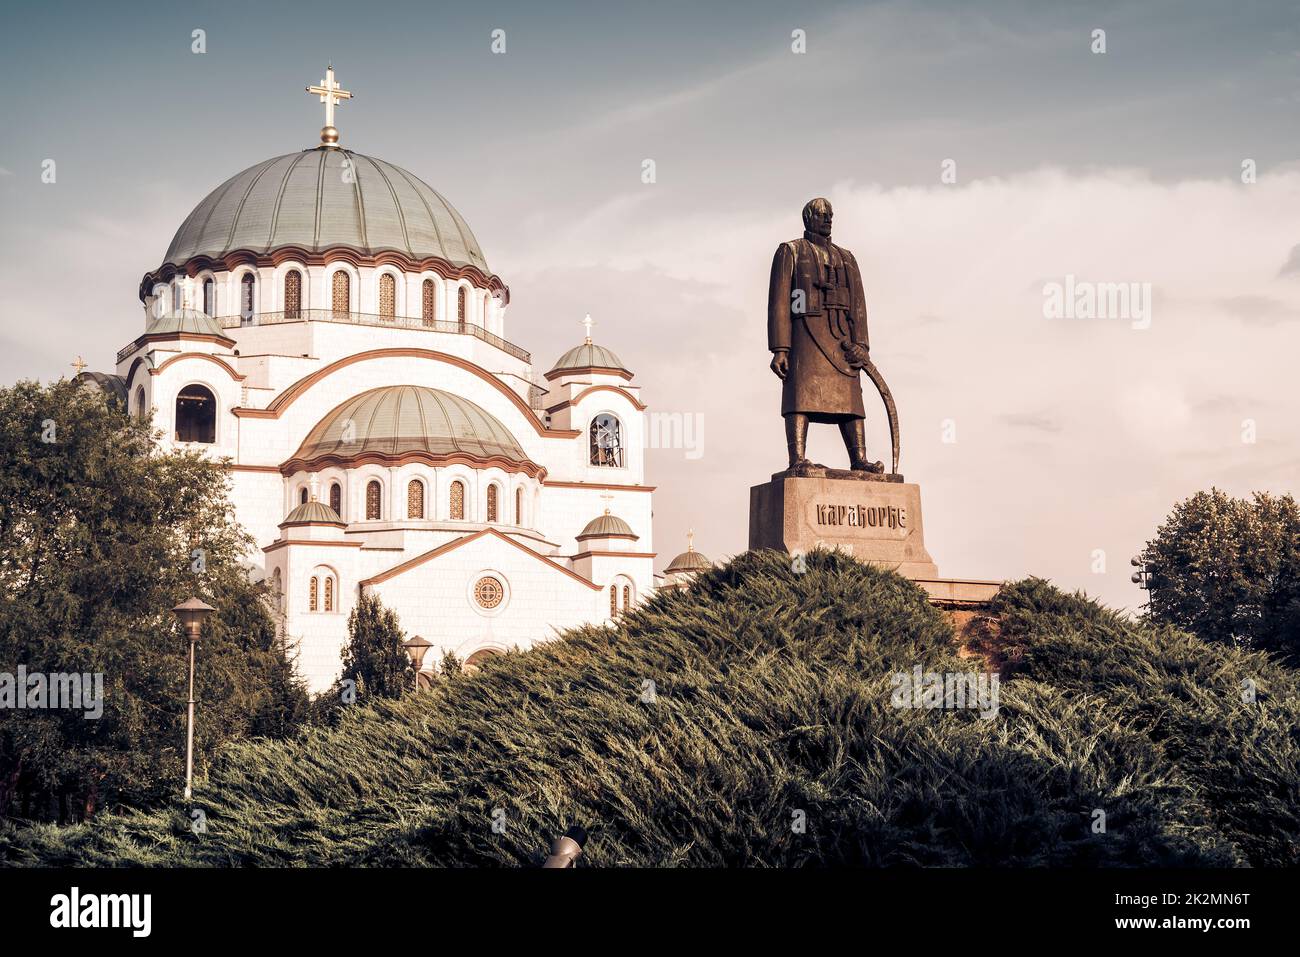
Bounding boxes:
577 513 638 541
546 341 630 379
281 500 345 526
287 385 535 472
162 148 489 272
144 309 227 339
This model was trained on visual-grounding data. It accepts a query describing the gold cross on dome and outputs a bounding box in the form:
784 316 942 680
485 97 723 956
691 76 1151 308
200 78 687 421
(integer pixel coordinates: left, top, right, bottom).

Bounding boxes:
687 528 695 553
306 64 353 141
71 356 87 376
599 491 615 515
582 314 594 344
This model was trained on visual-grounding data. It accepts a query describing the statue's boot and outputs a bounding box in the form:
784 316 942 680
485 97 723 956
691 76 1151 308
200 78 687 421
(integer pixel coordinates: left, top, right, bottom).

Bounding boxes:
842 420 884 473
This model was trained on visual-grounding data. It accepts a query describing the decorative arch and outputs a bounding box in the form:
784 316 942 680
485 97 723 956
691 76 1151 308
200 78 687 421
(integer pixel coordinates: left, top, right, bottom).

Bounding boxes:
231 349 580 439
407 478 425 519
590 412 625 468
239 271 257 323
378 271 397 319
284 268 303 319
150 352 245 381
449 479 466 520
331 267 352 318
175 384 216 444
486 483 499 523
421 277 437 326
365 479 382 520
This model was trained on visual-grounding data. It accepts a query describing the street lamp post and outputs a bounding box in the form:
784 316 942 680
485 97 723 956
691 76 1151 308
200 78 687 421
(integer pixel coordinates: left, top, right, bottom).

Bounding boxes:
172 597 215 801
401 635 434 692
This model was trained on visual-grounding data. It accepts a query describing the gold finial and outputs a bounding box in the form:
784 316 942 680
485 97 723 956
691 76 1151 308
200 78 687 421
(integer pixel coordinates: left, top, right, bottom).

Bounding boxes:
71 356 87 376
306 64 353 146
600 491 614 515
308 474 320 502
687 528 694 553
582 314 594 345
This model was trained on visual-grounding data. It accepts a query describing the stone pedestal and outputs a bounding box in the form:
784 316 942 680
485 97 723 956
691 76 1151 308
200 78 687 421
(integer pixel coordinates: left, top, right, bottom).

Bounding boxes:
749 471 939 579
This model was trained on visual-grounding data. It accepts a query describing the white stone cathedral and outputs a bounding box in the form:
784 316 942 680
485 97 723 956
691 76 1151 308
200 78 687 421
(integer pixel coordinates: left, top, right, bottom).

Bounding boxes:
78 68 682 692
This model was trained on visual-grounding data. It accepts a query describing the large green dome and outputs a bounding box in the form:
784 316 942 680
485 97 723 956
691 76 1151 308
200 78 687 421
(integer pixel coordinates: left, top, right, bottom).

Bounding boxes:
290 385 530 469
163 148 489 271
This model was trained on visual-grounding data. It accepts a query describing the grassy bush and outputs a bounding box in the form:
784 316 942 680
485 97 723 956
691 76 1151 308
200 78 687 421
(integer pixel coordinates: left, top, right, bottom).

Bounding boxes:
3 550 1295 866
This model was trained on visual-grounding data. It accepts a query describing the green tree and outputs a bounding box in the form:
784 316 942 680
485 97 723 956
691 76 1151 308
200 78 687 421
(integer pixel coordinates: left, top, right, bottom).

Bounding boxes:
0 379 308 822
339 593 413 700
1135 488 1300 661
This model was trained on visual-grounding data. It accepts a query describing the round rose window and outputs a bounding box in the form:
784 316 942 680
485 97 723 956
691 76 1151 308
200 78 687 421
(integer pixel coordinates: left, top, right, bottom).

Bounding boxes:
474 576 504 609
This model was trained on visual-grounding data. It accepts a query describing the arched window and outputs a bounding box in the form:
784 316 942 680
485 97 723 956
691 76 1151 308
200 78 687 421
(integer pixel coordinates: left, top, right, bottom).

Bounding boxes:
515 487 523 525
324 575 334 612
450 480 465 520
299 487 308 505
272 567 283 613
421 279 436 326
175 384 216 444
240 273 256 323
309 576 319 612
378 273 396 319
609 583 618 617
486 484 499 523
202 278 215 316
366 480 382 520
457 286 467 330
590 413 624 467
172 284 182 312
332 270 350 319
623 584 631 610
134 386 146 420
407 479 424 519
329 482 342 516
284 269 302 319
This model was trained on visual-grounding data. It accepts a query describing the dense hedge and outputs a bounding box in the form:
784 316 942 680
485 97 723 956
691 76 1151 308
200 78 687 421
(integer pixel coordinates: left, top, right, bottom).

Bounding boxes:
2 550 1296 866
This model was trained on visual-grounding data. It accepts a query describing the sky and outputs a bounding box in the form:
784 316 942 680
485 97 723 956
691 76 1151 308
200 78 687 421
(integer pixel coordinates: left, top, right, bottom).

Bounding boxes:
1 0 1298 611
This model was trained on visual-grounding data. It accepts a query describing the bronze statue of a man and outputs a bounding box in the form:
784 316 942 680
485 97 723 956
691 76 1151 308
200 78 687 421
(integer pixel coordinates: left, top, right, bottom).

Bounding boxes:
768 198 882 475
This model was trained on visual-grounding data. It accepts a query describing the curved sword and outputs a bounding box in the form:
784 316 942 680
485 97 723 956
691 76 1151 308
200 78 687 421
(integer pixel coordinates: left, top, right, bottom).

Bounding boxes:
856 352 900 476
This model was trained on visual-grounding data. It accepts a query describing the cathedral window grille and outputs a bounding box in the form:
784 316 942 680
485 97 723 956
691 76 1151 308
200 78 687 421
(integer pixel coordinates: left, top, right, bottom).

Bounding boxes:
324 576 334 612
284 269 302 319
486 484 498 523
623 585 631 610
590 414 624 467
240 273 256 323
309 576 319 612
609 584 618 617
175 385 216 444
408 479 425 519
422 279 436 326
515 487 523 525
330 482 342 516
300 487 308 505
379 273 396 319
332 270 350 319
202 278 215 316
366 480 382 520
134 386 146 420
450 480 465 520
457 286 467 330
172 284 182 312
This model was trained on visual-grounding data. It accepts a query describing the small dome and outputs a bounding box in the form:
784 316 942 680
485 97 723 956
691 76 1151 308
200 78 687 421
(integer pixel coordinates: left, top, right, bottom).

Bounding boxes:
290 385 532 469
162 148 489 272
665 548 712 575
577 513 637 540
282 500 344 525
144 309 226 338
75 371 127 406
547 341 630 378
